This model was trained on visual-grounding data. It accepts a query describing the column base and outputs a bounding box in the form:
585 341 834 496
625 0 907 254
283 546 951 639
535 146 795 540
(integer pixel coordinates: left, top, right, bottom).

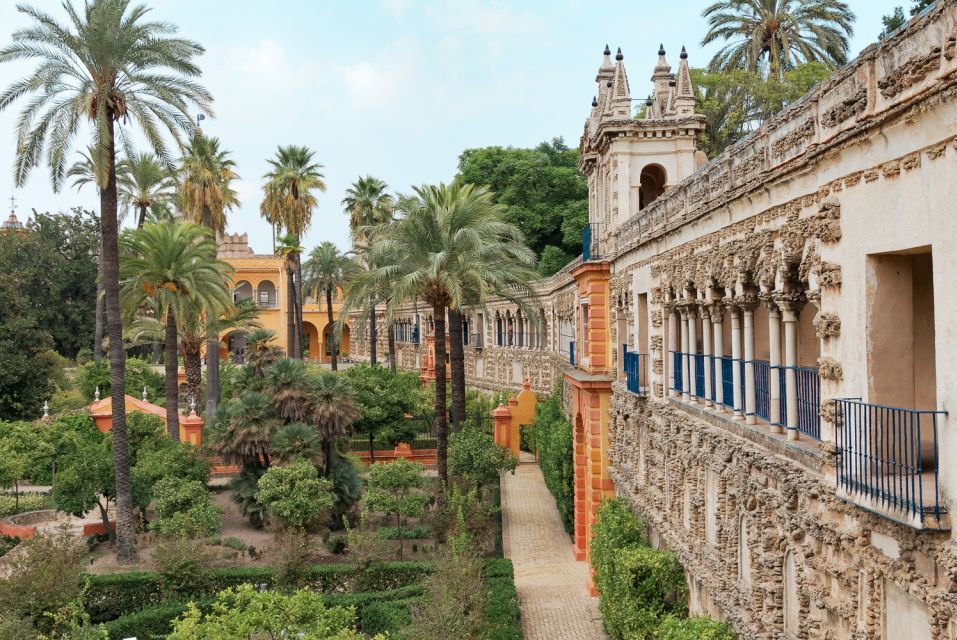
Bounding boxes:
746 415 756 425
732 412 744 421
787 428 799 441
769 423 783 434
682 393 690 402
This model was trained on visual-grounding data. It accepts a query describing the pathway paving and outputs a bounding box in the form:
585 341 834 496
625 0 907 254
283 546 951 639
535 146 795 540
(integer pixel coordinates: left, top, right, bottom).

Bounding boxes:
501 453 608 640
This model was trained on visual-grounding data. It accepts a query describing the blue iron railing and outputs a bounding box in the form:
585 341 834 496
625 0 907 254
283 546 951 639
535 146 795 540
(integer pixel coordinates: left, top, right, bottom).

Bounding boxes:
622 346 649 397
582 223 601 261
753 360 771 421
569 340 576 366
777 366 821 440
835 399 947 524
720 356 734 409
693 353 706 399
671 351 683 393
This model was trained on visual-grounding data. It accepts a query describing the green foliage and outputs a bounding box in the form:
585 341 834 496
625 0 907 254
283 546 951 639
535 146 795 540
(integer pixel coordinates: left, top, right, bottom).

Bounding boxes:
46 388 89 415
377 524 432 540
132 441 210 511
431 484 495 550
657 616 737 640
151 537 212 597
456 138 588 275
150 478 222 538
528 386 574 533
229 465 269 529
448 425 517 490
0 421 53 509
166 584 376 640
0 275 56 420
361 459 429 560
880 6 907 38
52 429 114 521
343 364 428 453
0 493 50 517
100 599 197 640
256 459 334 530
328 449 363 524
75 357 165 406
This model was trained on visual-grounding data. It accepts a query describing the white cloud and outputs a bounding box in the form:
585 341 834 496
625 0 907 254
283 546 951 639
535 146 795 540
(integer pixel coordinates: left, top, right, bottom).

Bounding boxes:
336 36 423 109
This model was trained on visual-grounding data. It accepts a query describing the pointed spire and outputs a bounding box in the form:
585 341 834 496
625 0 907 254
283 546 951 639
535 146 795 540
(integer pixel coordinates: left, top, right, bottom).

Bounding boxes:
680 45 688 60
615 47 623 61
594 43 616 119
665 79 677 115
591 96 598 108
652 43 673 114
674 45 696 115
604 44 611 56
609 49 631 117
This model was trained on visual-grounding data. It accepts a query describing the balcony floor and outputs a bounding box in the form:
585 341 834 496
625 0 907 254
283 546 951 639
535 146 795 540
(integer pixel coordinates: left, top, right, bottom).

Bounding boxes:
837 470 949 531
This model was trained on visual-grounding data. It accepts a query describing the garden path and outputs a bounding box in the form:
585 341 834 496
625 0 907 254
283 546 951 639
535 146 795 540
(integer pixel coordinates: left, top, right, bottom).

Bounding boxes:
501 453 608 640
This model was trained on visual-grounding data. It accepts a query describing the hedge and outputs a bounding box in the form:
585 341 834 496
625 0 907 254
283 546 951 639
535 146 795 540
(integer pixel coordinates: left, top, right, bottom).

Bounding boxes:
101 599 207 640
657 616 737 640
527 385 575 534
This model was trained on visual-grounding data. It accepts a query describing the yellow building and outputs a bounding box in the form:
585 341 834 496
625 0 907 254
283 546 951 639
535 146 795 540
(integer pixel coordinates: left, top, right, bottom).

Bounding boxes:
218 233 350 363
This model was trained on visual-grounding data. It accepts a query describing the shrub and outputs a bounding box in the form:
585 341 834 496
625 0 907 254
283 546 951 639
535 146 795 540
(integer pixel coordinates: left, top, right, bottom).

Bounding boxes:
528 385 574 533
377 524 432 540
361 459 429 561
75 357 164 405
255 459 334 530
272 530 322 588
657 616 737 640
150 478 222 538
403 542 486 640
431 483 495 549
0 492 50 517
46 388 88 415
101 599 200 640
448 425 517 491
152 537 212 597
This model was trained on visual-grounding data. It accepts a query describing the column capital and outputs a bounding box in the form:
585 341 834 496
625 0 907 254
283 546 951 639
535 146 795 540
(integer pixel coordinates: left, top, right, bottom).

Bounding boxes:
733 294 760 312
772 290 805 314
706 302 725 322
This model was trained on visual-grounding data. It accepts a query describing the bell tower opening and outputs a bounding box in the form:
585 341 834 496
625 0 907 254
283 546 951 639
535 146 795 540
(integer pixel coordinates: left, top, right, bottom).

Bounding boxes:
639 164 667 210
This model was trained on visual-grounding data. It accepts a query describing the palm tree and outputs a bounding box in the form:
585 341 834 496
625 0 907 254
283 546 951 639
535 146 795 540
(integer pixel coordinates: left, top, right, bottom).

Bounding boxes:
209 392 280 467
342 176 394 366
701 0 855 80
270 422 322 465
120 222 232 440
303 242 350 371
119 152 175 228
245 328 284 378
276 233 304 358
264 358 311 424
261 145 326 359
344 183 537 483
0 0 212 564
309 371 360 476
179 135 239 417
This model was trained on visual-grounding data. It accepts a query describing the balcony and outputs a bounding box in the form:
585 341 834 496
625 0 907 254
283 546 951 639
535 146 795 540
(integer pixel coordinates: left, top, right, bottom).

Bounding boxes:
835 399 948 529
622 346 649 397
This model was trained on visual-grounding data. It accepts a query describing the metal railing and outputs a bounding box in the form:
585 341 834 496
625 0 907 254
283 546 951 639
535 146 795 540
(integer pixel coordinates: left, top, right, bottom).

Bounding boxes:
693 353 706 399
835 399 946 524
789 366 821 440
569 340 576 366
623 346 649 397
720 356 735 410
753 360 771 421
582 223 601 261
670 351 683 393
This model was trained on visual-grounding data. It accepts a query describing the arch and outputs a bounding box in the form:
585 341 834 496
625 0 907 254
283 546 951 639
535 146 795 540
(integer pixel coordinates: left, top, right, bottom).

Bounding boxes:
256 280 277 308
233 280 253 303
223 330 247 363
321 322 350 363
302 321 320 361
639 164 667 210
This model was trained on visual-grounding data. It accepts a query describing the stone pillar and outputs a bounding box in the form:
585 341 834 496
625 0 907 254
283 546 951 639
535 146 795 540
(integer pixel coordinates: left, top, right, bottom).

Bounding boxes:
668 306 679 397
687 304 698 401
768 303 783 434
680 308 690 402
181 409 204 446
711 305 725 410
730 306 743 419
492 402 512 449
782 304 800 440
743 303 757 425
702 307 713 407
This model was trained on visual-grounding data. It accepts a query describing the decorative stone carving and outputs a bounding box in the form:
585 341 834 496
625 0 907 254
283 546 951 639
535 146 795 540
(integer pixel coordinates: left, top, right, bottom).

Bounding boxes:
821 89 866 128
817 357 843 381
812 312 841 339
771 119 816 158
878 46 942 98
816 262 842 288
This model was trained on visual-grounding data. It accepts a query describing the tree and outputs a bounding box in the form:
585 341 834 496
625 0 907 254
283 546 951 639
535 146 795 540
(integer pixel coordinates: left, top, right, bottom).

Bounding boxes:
880 0 936 39
361 459 429 560
264 358 312 424
269 423 322 464
119 152 175 228
262 145 326 359
447 426 517 493
179 135 239 417
309 371 360 476
150 477 222 538
244 328 284 378
701 0 855 80
131 440 210 515
120 222 233 439
74 356 165 405
1 0 213 564
52 429 116 542
344 182 537 484
166 584 377 640
255 459 334 530
207 392 280 467
303 242 351 371
0 275 56 420
276 233 305 357
343 364 428 461
0 424 51 511
456 139 588 276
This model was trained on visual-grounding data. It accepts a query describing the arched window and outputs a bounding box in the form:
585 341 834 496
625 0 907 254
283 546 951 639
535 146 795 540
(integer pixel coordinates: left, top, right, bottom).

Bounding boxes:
256 280 277 307
233 280 253 302
639 164 667 210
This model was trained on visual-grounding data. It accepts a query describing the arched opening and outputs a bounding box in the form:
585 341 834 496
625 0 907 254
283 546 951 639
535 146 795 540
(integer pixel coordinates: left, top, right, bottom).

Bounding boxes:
223 331 247 363
321 322 350 363
639 164 667 210
256 280 277 308
233 280 253 303
302 321 320 361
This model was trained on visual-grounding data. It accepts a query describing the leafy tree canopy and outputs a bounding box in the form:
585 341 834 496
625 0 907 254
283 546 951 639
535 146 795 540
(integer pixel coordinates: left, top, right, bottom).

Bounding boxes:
448 426 517 490
456 138 588 275
343 364 428 452
256 459 334 530
74 357 166 405
880 0 936 39
0 274 56 421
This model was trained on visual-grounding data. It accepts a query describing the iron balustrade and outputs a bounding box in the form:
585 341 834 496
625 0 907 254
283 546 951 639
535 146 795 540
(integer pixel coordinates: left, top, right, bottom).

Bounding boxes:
753 360 771 421
671 351 683 393
775 366 821 440
835 399 946 524
569 340 576 366
582 223 601 261
720 356 735 410
693 353 706 399
623 347 649 397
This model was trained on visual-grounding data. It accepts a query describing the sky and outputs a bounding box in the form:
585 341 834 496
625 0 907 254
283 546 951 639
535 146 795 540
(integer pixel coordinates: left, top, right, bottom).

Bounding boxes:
0 0 905 254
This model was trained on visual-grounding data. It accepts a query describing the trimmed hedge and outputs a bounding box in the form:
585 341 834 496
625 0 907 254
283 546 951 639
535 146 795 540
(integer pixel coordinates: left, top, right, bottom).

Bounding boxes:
657 616 737 639
527 385 575 533
101 599 207 640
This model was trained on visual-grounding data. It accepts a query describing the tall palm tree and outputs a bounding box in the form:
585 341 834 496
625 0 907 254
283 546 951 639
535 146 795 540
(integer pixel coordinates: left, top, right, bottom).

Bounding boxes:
276 233 304 358
345 183 537 484
261 145 326 359
245 328 284 378
309 371 359 476
303 242 350 371
701 0 855 80
342 176 394 366
179 135 239 417
0 0 212 564
119 152 175 228
264 358 311 424
120 222 232 440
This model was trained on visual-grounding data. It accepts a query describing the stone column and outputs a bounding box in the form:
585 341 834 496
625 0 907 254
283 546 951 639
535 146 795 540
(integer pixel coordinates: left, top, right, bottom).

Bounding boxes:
680 308 690 402
742 302 757 425
667 305 679 397
730 306 743 419
702 307 713 407
687 304 698 401
768 303 783 434
711 304 725 410
782 303 800 440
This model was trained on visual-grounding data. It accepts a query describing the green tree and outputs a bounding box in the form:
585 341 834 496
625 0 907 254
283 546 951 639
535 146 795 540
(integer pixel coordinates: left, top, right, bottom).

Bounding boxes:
74 357 165 405
447 426 517 493
303 242 351 371
270 423 322 464
207 392 281 467
343 364 427 461
262 145 327 359
119 152 175 228
131 440 210 514
256 459 334 530
167 584 377 640
0 423 51 511
264 358 312 424
244 328 284 379
880 1 936 39
52 429 116 542
179 135 240 417
701 0 855 80
0 275 56 420
309 371 360 476
361 459 429 560
1 0 213 564
121 222 233 439
150 477 222 538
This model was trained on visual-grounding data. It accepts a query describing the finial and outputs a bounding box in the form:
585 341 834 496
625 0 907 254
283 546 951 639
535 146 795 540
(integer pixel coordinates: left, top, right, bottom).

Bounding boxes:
646 95 653 106
606 79 612 88
43 400 49 418
658 43 666 56
142 385 148 402
591 96 598 107
615 47 623 61
669 79 676 87
603 44 610 56
680 45 688 60
94 386 100 401
189 396 197 414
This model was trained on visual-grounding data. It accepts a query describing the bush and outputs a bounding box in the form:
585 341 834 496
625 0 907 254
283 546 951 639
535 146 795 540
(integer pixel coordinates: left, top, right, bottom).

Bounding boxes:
255 459 334 530
75 357 164 405
46 388 88 415
657 616 737 640
150 478 222 538
528 385 574 533
0 492 50 517
101 599 201 640
448 425 517 491
378 524 432 540
152 537 212 597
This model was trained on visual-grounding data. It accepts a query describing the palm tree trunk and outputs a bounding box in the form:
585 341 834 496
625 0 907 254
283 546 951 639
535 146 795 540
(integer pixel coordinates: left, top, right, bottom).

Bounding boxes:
184 346 202 408
327 287 337 371
433 302 448 486
286 266 297 357
447 308 466 431
152 341 161 364
206 316 220 417
165 309 180 440
388 319 397 373
101 117 137 564
369 305 377 366
137 204 147 229
295 251 304 359
93 240 104 363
